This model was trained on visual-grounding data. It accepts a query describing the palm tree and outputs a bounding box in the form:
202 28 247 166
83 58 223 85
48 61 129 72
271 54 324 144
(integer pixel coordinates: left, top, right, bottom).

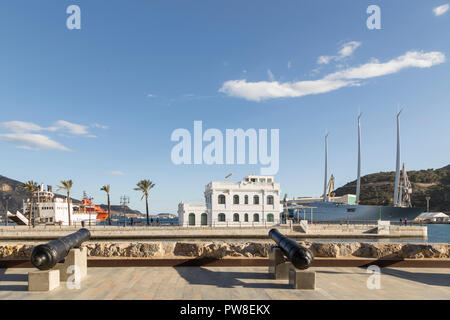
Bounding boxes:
21 181 37 227
100 185 111 225
57 180 73 226
134 179 155 225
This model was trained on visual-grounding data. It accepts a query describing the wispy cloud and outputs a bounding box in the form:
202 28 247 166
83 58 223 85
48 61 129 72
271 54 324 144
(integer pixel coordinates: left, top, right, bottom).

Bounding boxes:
267 69 275 81
434 4 449 16
91 123 108 129
0 120 101 151
108 171 125 176
0 133 71 151
2 121 44 132
318 41 361 65
219 50 445 101
49 120 89 135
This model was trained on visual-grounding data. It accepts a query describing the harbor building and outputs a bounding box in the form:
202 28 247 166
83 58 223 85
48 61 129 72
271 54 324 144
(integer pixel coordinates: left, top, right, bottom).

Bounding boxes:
13 185 108 225
178 175 281 227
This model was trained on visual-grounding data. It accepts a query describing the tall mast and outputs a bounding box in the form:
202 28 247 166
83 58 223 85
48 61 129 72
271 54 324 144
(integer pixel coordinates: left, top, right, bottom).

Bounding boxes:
393 110 402 206
323 132 328 201
356 113 362 205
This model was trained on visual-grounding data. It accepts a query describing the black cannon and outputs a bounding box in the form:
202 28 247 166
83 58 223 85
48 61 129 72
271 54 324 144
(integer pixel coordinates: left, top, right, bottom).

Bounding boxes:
269 228 314 270
30 228 91 270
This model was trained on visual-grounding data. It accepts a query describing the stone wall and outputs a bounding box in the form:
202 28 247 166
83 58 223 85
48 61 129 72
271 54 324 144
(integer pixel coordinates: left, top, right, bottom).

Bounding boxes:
1 241 449 260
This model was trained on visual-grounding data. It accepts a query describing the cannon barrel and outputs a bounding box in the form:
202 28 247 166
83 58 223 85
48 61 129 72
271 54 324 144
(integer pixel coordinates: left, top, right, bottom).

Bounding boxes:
269 228 314 270
30 228 91 270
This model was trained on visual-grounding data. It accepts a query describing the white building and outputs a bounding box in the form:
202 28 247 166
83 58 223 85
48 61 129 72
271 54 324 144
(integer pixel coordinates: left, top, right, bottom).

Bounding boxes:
178 175 281 227
22 185 91 225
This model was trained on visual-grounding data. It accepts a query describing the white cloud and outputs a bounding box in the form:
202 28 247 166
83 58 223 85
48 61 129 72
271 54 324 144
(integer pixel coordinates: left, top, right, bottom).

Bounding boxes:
0 119 101 151
267 69 275 81
2 121 43 132
318 41 361 64
219 50 445 101
108 171 125 176
339 41 361 58
0 133 71 151
147 93 156 97
434 4 449 16
91 123 108 129
49 120 89 135
287 61 292 69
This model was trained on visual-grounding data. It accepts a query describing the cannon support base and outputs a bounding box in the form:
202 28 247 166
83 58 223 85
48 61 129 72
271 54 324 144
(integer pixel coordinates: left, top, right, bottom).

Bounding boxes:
28 269 60 291
289 268 316 290
54 247 87 282
268 246 293 280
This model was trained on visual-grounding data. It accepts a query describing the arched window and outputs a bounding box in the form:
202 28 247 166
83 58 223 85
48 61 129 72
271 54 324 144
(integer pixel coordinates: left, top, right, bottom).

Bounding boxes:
244 195 249 204
233 213 239 222
188 213 196 226
233 195 239 204
267 195 274 205
218 213 226 222
253 213 260 222
244 213 249 222
267 214 274 222
253 195 259 205
201 213 208 226
218 194 226 204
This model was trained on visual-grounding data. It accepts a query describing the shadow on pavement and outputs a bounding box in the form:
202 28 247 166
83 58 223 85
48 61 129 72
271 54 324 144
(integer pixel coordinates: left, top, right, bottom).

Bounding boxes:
382 268 450 287
175 267 289 289
0 269 28 292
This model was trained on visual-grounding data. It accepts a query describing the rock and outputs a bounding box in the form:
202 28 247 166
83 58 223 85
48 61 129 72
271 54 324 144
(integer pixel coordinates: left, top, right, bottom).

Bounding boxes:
0 241 449 259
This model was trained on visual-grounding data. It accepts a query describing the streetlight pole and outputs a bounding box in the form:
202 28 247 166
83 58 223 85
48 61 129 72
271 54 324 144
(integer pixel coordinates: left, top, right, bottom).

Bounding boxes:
120 195 130 227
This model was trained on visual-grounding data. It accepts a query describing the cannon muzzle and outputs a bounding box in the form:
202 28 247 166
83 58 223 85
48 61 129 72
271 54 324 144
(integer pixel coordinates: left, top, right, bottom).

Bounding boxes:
269 228 314 270
30 228 91 270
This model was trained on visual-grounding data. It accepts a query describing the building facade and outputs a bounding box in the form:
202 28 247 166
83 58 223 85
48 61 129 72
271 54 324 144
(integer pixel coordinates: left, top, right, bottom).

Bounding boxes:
178 175 281 227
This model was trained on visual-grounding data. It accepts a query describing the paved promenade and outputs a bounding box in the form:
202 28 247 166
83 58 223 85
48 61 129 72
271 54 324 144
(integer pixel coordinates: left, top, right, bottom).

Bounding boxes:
0 266 449 299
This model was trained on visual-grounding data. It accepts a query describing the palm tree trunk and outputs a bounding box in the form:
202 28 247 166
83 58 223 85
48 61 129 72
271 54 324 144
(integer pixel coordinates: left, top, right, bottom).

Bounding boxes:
107 193 111 225
67 191 72 226
146 195 149 225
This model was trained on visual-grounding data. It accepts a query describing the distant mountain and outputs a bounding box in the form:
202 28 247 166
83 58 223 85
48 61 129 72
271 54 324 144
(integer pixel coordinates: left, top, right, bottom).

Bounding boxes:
334 165 450 212
0 175 143 216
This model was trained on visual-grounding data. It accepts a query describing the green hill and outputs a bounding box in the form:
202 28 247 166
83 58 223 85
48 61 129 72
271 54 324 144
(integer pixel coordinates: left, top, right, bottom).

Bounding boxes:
334 165 450 212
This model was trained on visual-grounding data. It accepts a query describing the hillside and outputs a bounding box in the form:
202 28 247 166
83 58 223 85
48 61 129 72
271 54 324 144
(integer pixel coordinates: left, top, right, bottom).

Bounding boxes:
334 165 450 212
0 175 142 216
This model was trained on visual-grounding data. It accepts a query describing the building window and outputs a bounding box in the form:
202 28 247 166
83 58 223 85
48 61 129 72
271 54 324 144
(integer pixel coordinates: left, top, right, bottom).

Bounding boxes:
188 213 196 226
267 214 274 222
267 195 274 205
253 195 259 205
218 195 226 204
244 195 248 204
267 178 272 183
244 213 249 222
253 213 260 222
233 195 239 204
201 213 207 226
233 213 239 222
218 213 226 222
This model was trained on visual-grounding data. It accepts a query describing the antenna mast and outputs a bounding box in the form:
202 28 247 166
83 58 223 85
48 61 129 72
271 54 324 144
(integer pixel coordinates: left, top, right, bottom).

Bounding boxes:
356 113 362 205
323 132 329 201
393 109 402 206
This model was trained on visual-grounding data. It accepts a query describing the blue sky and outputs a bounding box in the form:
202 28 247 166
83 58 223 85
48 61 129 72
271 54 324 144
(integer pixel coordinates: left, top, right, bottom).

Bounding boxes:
1 1 449 213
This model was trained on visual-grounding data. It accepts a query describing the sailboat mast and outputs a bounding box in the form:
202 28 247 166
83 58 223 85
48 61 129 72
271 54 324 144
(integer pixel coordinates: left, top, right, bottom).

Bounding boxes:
356 113 362 205
323 132 328 201
393 110 402 206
